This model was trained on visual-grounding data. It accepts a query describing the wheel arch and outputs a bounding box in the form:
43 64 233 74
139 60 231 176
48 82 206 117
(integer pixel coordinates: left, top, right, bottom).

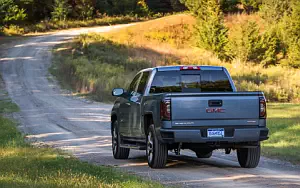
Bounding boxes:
144 113 154 135
111 113 118 130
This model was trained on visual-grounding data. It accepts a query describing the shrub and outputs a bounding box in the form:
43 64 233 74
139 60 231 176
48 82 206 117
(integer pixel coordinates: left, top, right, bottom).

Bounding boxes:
51 0 71 21
2 25 24 36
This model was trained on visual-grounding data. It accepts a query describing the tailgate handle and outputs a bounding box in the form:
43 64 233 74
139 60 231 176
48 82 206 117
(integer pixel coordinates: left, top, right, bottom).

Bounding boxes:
208 100 223 107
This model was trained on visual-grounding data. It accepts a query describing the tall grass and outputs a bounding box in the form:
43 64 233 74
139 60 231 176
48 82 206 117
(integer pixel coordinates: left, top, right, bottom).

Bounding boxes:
51 34 151 102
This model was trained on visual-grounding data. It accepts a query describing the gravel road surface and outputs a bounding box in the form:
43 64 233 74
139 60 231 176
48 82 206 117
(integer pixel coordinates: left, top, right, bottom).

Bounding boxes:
1 25 300 188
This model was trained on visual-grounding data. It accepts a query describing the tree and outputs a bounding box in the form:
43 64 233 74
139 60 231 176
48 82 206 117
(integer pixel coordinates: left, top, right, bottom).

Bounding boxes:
0 0 26 26
146 0 173 13
191 0 229 60
170 0 186 11
180 0 206 16
240 0 262 13
226 21 280 64
260 0 290 24
280 0 300 68
51 0 71 21
75 0 94 20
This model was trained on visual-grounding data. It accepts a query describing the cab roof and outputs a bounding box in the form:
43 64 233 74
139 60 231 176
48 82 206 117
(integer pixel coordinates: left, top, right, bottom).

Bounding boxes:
156 65 224 71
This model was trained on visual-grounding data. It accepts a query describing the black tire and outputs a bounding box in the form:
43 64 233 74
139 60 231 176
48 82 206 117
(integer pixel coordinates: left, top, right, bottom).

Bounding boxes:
146 124 168 168
237 145 261 168
112 121 130 159
196 150 213 158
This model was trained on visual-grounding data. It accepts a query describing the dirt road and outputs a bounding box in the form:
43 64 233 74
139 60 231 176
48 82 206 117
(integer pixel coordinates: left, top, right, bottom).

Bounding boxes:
1 25 300 188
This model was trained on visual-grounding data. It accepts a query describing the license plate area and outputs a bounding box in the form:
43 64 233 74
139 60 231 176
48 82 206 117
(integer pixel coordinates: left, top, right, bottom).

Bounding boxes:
207 128 224 138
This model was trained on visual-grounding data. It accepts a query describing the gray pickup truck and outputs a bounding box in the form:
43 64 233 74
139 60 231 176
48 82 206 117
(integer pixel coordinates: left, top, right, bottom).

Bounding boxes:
111 66 269 169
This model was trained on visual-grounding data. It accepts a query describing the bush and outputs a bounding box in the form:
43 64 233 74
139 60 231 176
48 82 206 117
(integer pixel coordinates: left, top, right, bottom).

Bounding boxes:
2 25 24 36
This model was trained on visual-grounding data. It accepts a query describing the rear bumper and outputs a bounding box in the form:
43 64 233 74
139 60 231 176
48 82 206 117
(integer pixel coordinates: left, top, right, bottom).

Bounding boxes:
160 127 269 144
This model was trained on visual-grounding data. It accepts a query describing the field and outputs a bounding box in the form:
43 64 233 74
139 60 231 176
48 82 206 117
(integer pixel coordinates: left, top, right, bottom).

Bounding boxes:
0 77 161 188
262 103 300 163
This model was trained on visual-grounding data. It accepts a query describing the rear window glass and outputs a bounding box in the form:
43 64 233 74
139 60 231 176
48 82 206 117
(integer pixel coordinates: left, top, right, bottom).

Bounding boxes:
150 70 233 93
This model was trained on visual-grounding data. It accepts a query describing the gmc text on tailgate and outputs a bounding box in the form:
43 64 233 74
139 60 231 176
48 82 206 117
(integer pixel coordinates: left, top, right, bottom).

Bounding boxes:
111 66 269 168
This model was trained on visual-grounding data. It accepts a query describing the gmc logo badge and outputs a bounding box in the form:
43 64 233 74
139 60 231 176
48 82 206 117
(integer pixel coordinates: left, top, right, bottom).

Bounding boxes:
206 108 225 113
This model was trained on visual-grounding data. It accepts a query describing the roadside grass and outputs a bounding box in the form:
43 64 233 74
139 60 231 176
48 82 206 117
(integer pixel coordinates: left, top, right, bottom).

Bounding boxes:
1 15 154 36
0 99 19 113
51 35 152 102
262 103 300 164
0 82 162 187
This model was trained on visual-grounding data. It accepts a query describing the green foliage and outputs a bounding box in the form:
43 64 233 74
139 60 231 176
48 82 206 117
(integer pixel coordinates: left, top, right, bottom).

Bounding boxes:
136 0 151 16
75 0 94 20
51 0 71 21
170 0 186 11
146 0 173 13
194 0 228 60
220 0 239 13
0 0 27 25
260 0 290 24
240 0 262 13
180 0 206 17
278 0 300 68
15 0 53 22
226 21 280 65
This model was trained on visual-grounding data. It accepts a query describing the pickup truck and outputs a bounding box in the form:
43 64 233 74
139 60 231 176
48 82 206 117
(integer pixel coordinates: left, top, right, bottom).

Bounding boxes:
111 65 269 169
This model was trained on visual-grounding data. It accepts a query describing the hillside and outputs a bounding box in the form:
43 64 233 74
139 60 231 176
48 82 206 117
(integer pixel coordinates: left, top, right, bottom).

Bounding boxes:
52 14 300 103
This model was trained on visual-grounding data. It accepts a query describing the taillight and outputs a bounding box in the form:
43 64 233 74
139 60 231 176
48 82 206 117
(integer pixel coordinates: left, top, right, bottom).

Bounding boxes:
160 99 171 120
259 97 267 118
180 66 201 70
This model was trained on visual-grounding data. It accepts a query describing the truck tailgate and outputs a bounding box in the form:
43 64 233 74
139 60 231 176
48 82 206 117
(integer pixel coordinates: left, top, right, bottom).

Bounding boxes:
170 92 262 124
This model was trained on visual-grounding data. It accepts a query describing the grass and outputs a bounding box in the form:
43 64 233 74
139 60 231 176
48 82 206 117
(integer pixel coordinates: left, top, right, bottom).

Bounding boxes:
262 103 300 164
0 81 162 187
0 99 19 113
51 35 151 102
1 15 156 36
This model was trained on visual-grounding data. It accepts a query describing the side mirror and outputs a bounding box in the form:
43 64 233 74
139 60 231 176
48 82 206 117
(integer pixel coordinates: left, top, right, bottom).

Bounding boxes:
112 88 125 97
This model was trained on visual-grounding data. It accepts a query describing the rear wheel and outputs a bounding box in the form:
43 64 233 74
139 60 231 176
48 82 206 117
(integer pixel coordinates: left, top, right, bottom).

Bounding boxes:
112 121 130 159
237 145 261 168
146 124 168 168
195 150 213 158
